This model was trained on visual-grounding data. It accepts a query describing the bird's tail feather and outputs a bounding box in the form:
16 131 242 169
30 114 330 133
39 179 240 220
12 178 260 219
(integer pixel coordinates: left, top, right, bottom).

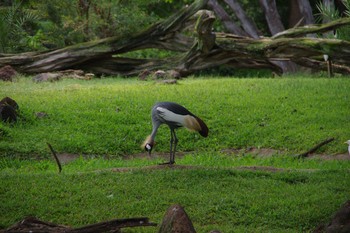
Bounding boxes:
196 116 209 137
183 115 209 137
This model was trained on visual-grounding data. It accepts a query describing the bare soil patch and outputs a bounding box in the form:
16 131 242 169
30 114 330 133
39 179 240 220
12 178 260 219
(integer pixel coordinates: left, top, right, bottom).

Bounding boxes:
53 147 349 174
221 147 350 160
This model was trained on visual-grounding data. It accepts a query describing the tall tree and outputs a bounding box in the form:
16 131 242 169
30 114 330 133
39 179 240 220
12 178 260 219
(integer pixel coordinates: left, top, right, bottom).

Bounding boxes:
289 0 315 28
223 0 261 38
207 0 248 36
259 0 284 35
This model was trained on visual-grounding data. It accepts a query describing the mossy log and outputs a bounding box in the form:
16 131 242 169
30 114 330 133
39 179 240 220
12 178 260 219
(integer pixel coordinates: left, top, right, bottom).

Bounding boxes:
0 0 209 74
0 0 350 76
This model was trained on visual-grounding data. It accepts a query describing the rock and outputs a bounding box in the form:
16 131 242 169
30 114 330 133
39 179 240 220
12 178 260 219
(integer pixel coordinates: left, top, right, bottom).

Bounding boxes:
60 69 94 80
158 204 196 233
139 70 152 80
0 65 17 81
0 105 17 123
85 73 95 79
33 73 62 82
168 70 181 79
153 70 167 79
33 70 95 82
0 97 19 123
313 200 350 233
60 69 85 76
0 97 19 110
36 112 48 119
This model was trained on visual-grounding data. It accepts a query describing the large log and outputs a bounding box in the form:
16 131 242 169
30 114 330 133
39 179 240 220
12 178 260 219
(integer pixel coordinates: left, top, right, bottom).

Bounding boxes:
0 0 350 76
0 0 209 74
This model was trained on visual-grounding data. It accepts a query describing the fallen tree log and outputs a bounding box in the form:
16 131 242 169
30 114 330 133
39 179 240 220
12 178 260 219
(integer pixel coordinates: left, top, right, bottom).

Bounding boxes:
0 216 156 233
0 0 208 74
0 0 350 76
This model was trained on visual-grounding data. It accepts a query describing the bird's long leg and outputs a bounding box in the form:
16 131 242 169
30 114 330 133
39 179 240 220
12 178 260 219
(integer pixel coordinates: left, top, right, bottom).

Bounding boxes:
159 128 174 165
170 130 178 164
169 129 174 163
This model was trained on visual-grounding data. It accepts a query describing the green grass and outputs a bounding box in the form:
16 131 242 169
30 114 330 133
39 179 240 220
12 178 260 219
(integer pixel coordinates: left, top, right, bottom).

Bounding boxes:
1 158 350 232
1 76 350 157
1 75 350 232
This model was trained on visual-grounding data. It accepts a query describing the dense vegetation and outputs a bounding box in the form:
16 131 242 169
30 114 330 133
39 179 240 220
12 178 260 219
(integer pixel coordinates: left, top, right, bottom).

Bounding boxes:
1 0 349 54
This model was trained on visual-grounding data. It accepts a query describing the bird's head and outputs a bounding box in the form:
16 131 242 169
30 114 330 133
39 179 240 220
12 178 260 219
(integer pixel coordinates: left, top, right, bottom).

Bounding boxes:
142 135 155 155
345 140 350 145
144 142 154 155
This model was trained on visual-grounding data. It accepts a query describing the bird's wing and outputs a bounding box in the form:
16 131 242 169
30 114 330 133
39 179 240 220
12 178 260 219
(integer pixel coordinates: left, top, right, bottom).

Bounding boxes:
156 107 185 126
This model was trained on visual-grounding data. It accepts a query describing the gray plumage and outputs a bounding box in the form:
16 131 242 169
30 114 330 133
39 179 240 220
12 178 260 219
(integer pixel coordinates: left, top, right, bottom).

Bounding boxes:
143 102 208 164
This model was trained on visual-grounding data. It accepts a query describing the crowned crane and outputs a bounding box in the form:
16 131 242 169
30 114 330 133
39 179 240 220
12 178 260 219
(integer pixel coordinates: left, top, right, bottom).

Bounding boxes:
142 102 209 164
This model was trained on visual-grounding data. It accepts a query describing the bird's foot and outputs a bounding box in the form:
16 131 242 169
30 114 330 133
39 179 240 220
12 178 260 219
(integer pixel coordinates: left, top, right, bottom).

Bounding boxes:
158 161 175 165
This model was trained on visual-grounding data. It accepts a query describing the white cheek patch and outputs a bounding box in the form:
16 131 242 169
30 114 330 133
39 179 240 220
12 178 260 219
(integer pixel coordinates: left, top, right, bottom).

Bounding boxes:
146 144 152 150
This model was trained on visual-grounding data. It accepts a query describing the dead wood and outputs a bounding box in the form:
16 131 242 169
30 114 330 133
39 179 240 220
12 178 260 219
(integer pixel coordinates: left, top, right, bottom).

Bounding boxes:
70 217 156 233
0 216 156 233
0 216 71 233
1 0 350 76
298 137 335 159
273 17 350 39
47 143 62 173
0 0 209 75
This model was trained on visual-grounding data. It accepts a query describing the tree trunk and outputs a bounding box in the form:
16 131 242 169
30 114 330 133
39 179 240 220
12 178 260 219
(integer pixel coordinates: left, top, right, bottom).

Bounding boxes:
259 0 298 73
207 0 248 36
259 0 285 35
289 0 303 28
289 0 315 28
223 0 261 38
297 0 315 25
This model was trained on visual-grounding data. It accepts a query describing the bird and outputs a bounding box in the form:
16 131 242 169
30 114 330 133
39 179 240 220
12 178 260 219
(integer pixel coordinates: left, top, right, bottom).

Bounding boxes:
142 101 209 165
345 140 350 156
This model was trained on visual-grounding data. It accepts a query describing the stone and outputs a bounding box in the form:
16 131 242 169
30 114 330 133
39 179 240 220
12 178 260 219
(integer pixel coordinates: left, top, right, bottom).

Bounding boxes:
158 204 196 233
32 73 62 82
0 65 17 81
0 97 19 123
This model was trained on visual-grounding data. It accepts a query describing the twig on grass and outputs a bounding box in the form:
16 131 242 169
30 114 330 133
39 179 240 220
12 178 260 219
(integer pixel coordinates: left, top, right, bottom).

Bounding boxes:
47 143 62 173
297 137 335 159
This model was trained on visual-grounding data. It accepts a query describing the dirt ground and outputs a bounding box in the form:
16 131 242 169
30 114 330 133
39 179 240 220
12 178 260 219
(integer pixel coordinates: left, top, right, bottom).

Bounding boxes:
54 147 349 173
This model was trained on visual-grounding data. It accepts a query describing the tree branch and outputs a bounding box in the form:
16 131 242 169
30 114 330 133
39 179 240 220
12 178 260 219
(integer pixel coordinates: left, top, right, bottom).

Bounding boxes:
273 17 350 39
298 137 335 159
47 143 62 173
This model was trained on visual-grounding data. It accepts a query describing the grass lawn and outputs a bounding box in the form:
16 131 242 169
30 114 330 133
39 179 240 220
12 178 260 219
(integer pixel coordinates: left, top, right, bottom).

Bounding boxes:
1 75 350 232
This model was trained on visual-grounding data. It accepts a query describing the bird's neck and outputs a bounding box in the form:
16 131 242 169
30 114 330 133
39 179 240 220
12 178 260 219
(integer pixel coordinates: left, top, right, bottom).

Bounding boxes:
150 126 158 142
